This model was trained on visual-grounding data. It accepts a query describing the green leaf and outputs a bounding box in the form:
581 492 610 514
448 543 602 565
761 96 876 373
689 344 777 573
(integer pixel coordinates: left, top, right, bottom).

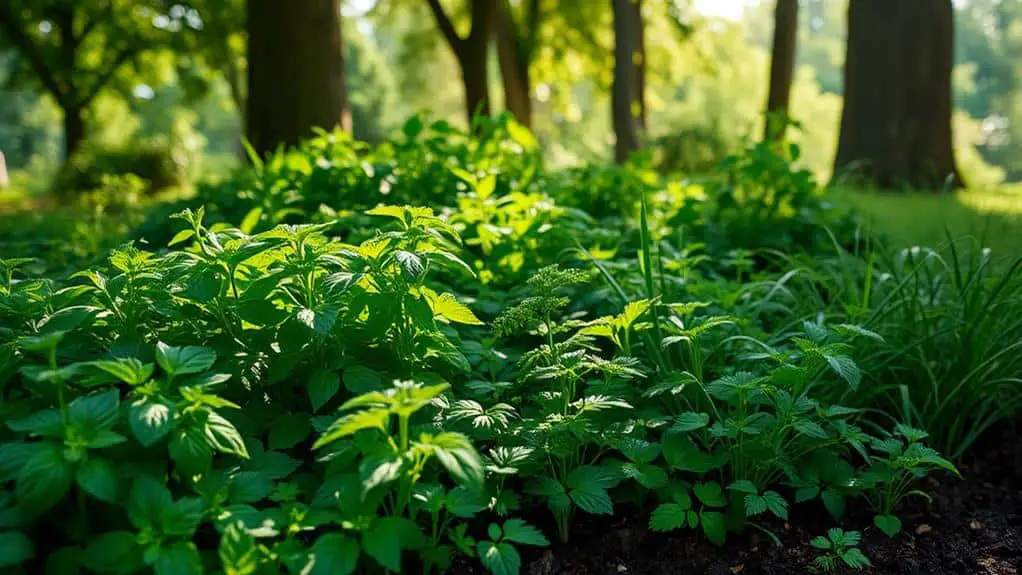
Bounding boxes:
617 437 661 465
429 432 484 489
0 531 33 568
762 491 788 520
229 471 273 504
693 482 727 508
168 229 196 247
566 465 616 514
395 251 425 280
525 477 570 514
744 494 767 516
82 531 142 573
156 343 217 377
128 476 173 530
313 409 389 448
69 388 120 434
153 541 203 575
268 414 311 450
342 365 383 394
700 510 727 546
427 292 483 325
364 517 418 572
662 434 726 473
297 305 339 336
500 519 549 546
873 514 901 537
649 503 687 532
477 541 521 575
840 548 872 569
15 443 72 514
822 489 845 519
824 354 861 390
7 409 64 437
308 533 359 575
75 457 119 503
169 428 213 475
130 399 175 447
160 497 205 538
89 358 154 386
218 522 261 575
308 371 340 412
204 412 249 458
809 535 832 550
670 412 710 433
793 418 829 439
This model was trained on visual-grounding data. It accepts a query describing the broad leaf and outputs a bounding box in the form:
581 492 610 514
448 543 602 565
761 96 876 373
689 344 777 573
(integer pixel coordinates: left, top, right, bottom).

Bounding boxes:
308 533 359 575
477 541 521 575
156 343 217 377
130 399 175 446
308 371 340 412
75 457 119 503
649 503 687 532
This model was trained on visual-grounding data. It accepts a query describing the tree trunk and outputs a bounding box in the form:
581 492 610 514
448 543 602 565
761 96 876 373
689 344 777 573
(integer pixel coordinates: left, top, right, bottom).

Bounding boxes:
458 43 492 124
764 0 798 141
496 5 532 128
612 0 643 163
63 106 85 160
635 0 646 130
245 0 349 156
833 0 963 189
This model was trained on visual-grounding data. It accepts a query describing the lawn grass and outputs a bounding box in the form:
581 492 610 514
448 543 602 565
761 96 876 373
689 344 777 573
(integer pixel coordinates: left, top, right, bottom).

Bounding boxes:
827 185 1022 261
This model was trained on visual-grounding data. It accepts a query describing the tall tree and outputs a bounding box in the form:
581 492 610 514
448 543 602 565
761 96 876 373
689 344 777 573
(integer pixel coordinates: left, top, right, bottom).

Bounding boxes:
834 0 962 189
611 0 643 163
763 0 798 141
495 0 541 128
425 0 496 124
0 0 172 160
246 0 349 156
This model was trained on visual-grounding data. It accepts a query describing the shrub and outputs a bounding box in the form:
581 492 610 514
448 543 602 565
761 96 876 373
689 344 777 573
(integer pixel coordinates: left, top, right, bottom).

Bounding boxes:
53 138 189 197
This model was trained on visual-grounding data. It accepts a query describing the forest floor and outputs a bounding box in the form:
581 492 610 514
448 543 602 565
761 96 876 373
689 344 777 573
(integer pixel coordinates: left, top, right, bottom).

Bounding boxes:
490 426 1022 575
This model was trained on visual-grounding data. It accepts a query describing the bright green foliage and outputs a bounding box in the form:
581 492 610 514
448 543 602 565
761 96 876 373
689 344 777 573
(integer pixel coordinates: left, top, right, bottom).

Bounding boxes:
0 117 996 575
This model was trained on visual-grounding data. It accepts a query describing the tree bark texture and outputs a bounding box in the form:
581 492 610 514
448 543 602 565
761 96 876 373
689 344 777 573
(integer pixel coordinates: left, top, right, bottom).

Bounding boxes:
246 0 349 156
63 106 85 160
764 0 798 141
496 0 533 128
426 0 495 125
834 0 963 189
612 0 643 163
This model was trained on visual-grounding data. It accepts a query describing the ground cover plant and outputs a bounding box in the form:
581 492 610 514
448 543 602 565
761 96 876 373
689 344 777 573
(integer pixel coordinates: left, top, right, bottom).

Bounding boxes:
0 117 1019 575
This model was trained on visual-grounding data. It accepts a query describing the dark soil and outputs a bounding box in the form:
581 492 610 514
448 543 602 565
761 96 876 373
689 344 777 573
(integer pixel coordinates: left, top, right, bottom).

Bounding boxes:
501 427 1022 575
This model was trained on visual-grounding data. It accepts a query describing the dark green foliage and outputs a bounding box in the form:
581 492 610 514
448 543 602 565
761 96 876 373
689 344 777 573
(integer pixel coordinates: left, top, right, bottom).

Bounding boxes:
3 115 1010 574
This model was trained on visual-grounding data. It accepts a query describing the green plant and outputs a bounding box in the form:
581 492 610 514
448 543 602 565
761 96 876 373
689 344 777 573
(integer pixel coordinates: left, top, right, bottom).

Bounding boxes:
856 424 958 537
810 528 871 571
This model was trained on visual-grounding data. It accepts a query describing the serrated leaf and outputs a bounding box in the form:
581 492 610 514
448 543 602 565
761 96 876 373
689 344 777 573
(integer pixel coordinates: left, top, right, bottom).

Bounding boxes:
840 548 871 569
501 519 548 546
649 503 687 532
429 432 484 489
268 414 311 450
69 388 120 435
297 305 339 336
395 251 425 280
229 471 273 504
128 476 173 530
670 412 710 433
364 517 419 572
342 365 383 394
427 292 483 325
793 418 829 439
82 531 142 572
727 480 758 495
219 522 260 575
762 491 788 520
824 354 861 390
744 494 767 516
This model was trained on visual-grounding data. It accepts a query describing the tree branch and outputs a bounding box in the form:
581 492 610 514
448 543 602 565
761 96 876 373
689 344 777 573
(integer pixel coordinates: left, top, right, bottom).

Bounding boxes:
425 0 464 52
468 0 496 43
0 5 68 105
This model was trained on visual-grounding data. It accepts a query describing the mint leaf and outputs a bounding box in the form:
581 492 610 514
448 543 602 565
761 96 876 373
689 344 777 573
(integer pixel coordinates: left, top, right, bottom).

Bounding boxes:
130 399 175 447
75 457 119 503
308 533 359 575
15 443 72 514
156 343 216 377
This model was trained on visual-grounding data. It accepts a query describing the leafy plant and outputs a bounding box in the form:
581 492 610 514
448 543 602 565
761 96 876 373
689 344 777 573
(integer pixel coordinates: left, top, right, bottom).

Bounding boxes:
810 528 871 572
